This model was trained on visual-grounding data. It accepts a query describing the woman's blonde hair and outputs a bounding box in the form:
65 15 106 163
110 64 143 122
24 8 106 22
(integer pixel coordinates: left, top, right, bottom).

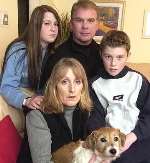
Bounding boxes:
41 58 93 113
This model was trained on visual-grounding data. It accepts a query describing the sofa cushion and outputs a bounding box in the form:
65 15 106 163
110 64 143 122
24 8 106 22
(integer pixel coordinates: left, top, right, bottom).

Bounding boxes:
0 115 22 163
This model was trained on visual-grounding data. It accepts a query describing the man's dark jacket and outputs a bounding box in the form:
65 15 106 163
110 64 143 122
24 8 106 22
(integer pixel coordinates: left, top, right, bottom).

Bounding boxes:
39 34 103 90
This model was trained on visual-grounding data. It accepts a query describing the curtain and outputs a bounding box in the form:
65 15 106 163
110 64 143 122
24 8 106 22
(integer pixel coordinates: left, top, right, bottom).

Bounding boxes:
18 0 29 36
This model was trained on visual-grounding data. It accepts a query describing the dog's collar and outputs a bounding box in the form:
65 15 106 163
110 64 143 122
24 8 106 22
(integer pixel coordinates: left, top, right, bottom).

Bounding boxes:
89 153 97 163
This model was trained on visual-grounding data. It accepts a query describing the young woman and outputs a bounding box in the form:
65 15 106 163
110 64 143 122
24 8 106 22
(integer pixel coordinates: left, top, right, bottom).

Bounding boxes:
26 58 93 163
0 5 61 110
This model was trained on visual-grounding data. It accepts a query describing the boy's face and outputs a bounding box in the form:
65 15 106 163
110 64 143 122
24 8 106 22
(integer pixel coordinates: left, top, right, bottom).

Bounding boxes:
101 46 128 76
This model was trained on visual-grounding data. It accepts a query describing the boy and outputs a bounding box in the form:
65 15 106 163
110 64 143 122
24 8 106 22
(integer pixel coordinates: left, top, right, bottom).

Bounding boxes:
88 30 150 163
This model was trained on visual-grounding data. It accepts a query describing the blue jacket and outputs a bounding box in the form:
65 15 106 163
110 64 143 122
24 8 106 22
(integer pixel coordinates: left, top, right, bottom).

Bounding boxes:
0 41 29 109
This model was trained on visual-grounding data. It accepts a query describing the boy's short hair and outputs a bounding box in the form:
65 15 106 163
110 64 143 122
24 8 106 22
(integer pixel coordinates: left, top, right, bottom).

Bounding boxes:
100 30 131 54
71 0 98 19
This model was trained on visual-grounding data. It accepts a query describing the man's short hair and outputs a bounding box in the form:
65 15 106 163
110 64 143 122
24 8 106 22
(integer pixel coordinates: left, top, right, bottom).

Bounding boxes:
71 0 98 19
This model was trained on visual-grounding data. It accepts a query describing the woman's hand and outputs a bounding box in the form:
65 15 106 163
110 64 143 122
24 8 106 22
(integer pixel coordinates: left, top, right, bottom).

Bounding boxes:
24 95 44 110
121 132 137 152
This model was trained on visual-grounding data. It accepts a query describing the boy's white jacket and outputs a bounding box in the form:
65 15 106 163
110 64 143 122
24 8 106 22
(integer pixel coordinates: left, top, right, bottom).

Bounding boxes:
89 66 150 140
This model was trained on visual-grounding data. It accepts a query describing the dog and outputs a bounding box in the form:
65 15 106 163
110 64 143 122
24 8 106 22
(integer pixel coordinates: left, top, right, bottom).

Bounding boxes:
52 127 126 163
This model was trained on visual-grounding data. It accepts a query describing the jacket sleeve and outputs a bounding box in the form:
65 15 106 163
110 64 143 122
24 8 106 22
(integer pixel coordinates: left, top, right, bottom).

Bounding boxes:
26 110 52 163
86 86 106 134
0 45 28 109
133 76 150 140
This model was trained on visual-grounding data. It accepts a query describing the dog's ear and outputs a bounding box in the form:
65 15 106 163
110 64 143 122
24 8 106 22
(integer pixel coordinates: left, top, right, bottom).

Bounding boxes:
85 130 98 150
119 131 126 147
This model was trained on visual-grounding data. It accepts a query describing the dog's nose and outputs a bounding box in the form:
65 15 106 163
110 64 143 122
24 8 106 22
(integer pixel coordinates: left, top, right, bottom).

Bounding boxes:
109 148 117 155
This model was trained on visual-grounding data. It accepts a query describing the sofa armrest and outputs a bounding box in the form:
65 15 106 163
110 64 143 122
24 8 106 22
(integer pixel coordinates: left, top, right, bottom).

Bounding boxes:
127 63 150 81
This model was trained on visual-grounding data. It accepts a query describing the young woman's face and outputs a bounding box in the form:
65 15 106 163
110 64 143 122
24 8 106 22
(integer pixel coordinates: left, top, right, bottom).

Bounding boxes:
102 46 128 76
40 11 58 48
57 68 83 107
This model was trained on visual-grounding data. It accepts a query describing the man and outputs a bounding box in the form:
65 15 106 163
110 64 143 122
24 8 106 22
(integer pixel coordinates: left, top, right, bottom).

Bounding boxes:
39 0 103 90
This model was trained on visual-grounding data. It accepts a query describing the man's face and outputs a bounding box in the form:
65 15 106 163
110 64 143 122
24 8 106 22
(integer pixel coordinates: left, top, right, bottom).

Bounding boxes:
70 7 98 45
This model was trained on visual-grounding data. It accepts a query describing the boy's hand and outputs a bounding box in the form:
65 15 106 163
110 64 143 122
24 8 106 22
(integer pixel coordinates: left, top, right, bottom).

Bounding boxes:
121 132 137 152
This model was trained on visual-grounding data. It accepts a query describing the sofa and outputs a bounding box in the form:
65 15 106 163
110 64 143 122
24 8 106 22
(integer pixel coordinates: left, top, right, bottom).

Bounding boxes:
127 63 150 81
0 62 150 136
0 88 34 137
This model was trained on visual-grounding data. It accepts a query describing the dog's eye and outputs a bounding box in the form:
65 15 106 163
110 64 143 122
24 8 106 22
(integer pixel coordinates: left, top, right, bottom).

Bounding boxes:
100 138 107 142
114 137 119 141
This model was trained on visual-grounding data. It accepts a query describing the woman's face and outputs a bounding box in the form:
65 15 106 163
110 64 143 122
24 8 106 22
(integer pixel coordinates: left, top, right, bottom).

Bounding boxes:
40 11 58 48
57 68 83 107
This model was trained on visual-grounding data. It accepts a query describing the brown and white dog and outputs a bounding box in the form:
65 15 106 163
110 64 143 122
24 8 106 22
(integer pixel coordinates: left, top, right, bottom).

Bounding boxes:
52 127 126 163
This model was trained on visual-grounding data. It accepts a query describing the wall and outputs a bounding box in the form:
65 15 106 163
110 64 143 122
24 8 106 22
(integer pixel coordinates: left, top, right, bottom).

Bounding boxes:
0 0 150 64
53 0 76 14
29 0 55 16
123 0 150 62
0 0 18 67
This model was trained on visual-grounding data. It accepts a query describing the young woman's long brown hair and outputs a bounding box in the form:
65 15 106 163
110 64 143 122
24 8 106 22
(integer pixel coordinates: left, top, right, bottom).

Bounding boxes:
2 5 62 90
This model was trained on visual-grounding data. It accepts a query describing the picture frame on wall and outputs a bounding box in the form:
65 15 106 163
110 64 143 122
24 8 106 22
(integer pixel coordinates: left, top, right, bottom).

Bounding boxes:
142 10 150 39
93 0 125 43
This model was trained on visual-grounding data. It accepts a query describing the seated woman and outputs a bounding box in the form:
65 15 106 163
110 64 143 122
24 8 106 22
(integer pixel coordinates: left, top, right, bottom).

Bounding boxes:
26 58 93 163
